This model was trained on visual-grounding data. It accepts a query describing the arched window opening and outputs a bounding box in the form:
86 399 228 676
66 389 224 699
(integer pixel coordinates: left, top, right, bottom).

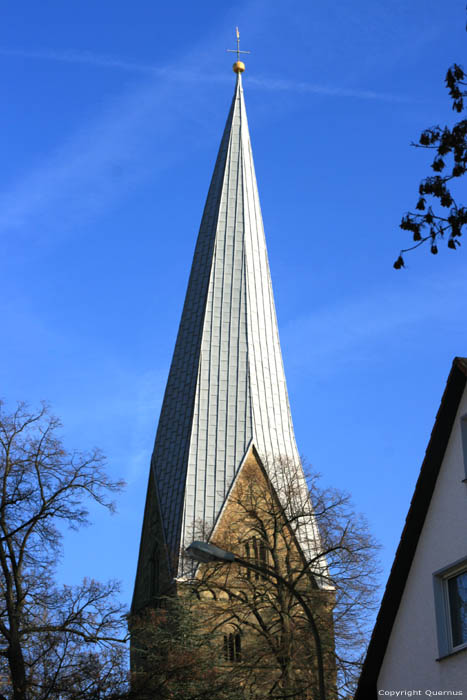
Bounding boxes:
223 632 242 662
244 535 268 580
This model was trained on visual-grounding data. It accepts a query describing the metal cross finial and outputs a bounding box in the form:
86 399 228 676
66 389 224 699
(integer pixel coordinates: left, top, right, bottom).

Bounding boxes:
227 27 251 62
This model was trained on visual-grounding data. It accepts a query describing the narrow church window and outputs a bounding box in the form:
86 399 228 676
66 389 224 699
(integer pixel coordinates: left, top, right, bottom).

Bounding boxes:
223 632 242 662
252 536 260 580
235 632 242 660
244 536 268 580
244 540 251 580
260 540 267 567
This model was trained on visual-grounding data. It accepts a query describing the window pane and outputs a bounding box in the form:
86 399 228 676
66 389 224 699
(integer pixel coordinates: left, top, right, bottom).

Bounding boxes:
228 633 234 661
448 570 467 647
244 541 251 580
235 633 242 661
260 540 267 565
252 537 259 580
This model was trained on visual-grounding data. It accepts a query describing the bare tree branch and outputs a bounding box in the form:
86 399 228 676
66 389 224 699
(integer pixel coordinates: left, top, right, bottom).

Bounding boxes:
0 401 128 700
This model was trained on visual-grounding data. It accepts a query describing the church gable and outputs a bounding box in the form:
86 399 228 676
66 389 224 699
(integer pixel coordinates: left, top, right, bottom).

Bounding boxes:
207 446 316 588
189 446 336 698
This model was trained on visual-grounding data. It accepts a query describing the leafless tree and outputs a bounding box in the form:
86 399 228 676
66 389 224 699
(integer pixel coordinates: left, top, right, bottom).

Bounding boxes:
0 401 127 700
185 454 380 700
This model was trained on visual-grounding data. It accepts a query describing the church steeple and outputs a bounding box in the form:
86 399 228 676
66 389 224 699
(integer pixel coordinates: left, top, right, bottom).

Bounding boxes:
133 68 314 603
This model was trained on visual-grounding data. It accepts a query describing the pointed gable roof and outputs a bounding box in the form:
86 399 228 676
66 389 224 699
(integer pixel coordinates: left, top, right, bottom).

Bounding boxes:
355 356 467 698
149 73 302 576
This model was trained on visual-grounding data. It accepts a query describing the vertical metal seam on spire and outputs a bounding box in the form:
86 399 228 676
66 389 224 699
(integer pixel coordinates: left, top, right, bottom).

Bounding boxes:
213 104 234 524
232 125 243 486
247 135 294 460
242 135 274 457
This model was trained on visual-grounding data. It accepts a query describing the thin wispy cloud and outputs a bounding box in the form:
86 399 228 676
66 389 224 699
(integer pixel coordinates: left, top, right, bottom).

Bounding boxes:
0 43 236 242
283 273 467 375
0 43 413 245
0 45 413 103
0 63 208 240
63 365 166 484
0 287 165 485
0 46 160 73
0 46 220 83
249 76 415 104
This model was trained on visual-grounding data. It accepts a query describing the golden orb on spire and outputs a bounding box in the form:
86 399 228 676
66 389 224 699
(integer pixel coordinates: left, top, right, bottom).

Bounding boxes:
233 60 245 73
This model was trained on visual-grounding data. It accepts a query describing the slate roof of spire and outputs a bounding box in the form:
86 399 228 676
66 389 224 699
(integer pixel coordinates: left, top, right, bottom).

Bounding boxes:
148 73 311 576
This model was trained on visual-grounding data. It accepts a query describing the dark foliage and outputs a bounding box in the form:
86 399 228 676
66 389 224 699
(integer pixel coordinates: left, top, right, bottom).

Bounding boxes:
395 57 467 268
129 599 245 700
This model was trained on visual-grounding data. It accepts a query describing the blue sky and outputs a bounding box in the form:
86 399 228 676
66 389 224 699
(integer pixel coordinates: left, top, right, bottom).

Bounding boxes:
2 0 467 612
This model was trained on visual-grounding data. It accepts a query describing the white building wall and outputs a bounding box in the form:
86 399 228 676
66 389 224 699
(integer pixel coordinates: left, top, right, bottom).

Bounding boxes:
378 389 467 692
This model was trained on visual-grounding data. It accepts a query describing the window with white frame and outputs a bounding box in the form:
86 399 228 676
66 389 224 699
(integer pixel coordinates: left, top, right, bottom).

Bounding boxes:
433 559 467 657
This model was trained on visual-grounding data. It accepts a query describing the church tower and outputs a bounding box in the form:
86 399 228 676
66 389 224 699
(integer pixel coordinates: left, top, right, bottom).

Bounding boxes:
131 49 336 699
132 56 327 620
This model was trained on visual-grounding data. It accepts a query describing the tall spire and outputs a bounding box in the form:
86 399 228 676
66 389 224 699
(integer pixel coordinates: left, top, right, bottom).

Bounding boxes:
134 70 308 595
